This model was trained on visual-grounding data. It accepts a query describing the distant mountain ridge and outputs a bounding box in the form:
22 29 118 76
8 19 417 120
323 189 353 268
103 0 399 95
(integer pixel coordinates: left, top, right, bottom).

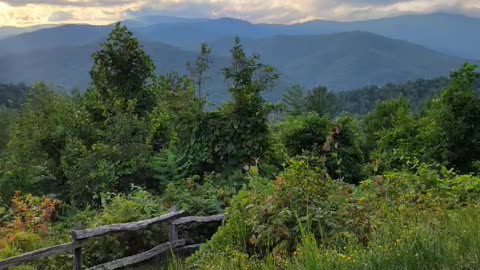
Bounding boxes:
0 24 57 40
289 13 480 59
0 29 473 104
0 24 114 56
0 13 477 104
127 13 480 59
1 13 478 59
209 32 471 92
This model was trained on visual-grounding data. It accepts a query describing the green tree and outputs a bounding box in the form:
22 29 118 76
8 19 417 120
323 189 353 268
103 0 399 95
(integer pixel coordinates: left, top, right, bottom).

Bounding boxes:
0 25 165 205
0 106 17 154
281 85 306 116
61 109 152 206
274 113 364 184
281 85 336 117
180 37 279 174
336 77 449 115
148 73 202 151
223 37 278 107
273 113 331 157
420 63 480 173
89 22 155 115
364 99 422 172
305 86 337 117
187 42 212 100
362 98 411 153
330 115 365 183
0 83 89 198
0 83 28 109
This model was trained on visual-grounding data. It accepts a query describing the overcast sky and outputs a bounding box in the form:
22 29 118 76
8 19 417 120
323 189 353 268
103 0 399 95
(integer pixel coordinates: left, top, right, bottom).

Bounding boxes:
1 0 479 27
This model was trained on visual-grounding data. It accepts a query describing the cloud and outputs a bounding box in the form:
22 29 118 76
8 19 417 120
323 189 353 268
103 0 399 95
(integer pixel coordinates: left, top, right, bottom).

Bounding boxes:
48 11 73 22
0 1 141 26
5 0 134 7
0 0 479 26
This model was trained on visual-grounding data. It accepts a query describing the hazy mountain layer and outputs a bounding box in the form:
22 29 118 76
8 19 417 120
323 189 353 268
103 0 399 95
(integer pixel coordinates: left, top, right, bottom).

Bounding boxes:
0 31 472 104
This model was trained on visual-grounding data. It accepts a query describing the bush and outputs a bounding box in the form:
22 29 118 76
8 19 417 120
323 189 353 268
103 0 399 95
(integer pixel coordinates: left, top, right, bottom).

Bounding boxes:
183 164 480 270
0 193 61 264
359 164 480 210
190 160 370 266
285 207 480 270
79 188 166 267
273 113 364 184
161 171 244 216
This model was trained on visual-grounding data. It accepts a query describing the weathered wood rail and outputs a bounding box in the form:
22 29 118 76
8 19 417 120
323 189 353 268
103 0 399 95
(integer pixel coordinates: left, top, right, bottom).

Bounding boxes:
0 211 224 270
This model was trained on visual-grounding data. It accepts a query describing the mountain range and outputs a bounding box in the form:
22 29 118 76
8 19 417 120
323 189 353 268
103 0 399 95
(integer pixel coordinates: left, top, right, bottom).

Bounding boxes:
0 24 57 40
0 13 477 103
126 13 480 59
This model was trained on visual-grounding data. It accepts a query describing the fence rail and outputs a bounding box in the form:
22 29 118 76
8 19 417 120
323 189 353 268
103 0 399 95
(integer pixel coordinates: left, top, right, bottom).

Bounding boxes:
0 242 81 269
86 239 186 270
72 211 184 241
172 214 224 225
0 211 224 270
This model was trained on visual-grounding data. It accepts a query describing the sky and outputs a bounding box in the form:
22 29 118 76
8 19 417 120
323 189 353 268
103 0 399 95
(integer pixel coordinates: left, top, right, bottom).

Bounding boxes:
0 0 479 27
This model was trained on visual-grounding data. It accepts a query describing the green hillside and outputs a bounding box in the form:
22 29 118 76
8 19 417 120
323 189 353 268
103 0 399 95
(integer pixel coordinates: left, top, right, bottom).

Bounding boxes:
0 31 473 104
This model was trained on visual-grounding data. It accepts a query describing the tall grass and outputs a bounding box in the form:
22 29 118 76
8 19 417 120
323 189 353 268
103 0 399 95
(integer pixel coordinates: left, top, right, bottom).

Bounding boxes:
166 206 480 270
288 206 480 270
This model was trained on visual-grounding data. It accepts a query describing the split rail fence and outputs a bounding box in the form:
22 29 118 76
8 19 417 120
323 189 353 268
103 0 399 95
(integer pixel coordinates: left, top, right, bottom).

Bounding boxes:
0 211 224 270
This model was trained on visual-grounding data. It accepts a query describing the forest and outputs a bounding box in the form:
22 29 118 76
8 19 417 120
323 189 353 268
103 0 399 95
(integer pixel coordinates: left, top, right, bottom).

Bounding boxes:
0 23 480 269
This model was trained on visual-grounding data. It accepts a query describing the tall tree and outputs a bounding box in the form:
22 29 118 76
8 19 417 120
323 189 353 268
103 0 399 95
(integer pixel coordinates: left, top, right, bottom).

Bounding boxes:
305 86 337 117
281 85 336 117
223 36 278 112
282 85 306 116
363 98 411 152
89 22 155 115
0 106 17 154
179 37 279 174
363 98 421 172
187 42 212 100
420 63 480 173
0 83 87 198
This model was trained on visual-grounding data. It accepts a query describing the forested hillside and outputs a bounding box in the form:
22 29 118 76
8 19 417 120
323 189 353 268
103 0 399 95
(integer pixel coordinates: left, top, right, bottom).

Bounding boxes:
0 24 113 56
336 77 451 115
0 23 479 270
209 32 470 92
3 13 478 58
289 13 480 59
0 83 28 108
0 30 472 103
1 13 479 102
0 25 56 39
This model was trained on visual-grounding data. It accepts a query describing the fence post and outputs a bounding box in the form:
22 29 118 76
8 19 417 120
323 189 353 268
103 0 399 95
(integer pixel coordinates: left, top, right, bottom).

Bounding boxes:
73 247 82 270
72 223 82 270
168 222 178 244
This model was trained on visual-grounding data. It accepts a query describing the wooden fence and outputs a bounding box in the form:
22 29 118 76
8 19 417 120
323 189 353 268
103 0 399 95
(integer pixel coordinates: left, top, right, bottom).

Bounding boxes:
0 211 224 270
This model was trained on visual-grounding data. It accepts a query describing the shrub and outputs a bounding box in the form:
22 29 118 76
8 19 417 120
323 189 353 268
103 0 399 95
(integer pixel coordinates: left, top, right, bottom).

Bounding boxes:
359 164 480 210
273 113 364 184
0 193 60 260
161 171 244 216
190 160 370 266
80 188 167 267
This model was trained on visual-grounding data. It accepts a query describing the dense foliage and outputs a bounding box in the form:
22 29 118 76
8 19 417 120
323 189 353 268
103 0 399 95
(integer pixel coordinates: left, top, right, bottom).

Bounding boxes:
0 24 479 270
178 37 278 175
336 77 450 115
282 85 337 117
0 83 28 109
